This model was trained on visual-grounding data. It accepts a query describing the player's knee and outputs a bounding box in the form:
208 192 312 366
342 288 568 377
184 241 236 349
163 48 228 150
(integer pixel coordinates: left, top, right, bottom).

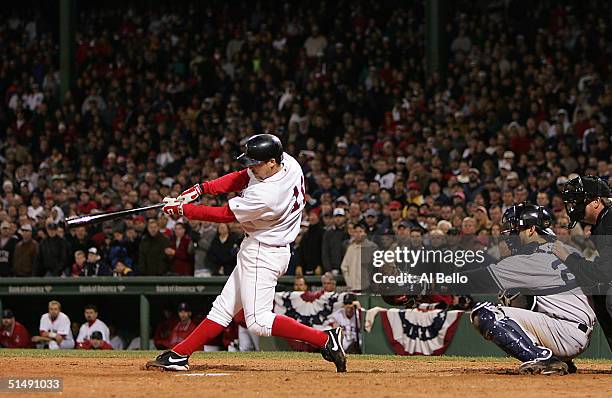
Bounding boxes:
246 312 275 337
470 302 503 339
207 297 233 326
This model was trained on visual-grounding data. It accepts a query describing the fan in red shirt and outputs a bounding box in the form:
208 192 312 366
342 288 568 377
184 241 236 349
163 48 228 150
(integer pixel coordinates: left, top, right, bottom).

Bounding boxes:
0 309 32 349
159 303 198 349
77 331 113 350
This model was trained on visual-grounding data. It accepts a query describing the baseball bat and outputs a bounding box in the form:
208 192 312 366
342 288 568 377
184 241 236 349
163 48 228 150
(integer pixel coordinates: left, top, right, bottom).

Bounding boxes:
65 203 164 228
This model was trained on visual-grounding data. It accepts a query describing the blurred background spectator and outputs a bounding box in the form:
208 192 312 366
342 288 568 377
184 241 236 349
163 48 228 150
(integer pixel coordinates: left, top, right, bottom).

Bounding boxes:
77 330 113 350
156 302 197 349
13 224 38 276
169 222 194 276
32 300 75 349
206 223 240 276
0 309 32 348
75 304 110 345
330 293 362 354
138 218 171 276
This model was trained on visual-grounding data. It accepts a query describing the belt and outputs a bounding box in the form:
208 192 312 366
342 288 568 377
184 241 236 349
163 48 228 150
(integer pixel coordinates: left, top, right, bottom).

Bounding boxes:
578 323 588 334
245 234 288 248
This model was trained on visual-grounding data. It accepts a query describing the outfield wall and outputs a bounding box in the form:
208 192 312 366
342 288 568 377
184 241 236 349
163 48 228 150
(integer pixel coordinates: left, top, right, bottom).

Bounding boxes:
1 278 611 358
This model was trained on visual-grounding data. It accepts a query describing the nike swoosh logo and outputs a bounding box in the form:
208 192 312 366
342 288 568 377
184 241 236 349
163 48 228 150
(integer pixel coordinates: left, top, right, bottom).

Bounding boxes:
167 356 186 363
330 333 339 351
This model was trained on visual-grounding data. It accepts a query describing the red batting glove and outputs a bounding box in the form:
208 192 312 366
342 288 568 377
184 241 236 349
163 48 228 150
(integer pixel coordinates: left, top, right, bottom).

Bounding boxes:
177 183 203 204
162 197 184 216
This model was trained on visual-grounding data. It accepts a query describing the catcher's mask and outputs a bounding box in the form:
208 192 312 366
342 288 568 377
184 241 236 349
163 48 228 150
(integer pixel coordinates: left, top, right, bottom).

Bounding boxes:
562 176 610 228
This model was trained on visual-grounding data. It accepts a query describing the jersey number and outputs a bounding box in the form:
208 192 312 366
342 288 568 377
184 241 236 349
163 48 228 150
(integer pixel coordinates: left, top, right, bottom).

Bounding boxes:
551 259 574 284
291 177 306 213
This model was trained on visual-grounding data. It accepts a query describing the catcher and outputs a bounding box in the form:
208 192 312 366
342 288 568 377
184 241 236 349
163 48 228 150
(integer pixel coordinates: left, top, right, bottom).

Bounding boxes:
468 203 595 375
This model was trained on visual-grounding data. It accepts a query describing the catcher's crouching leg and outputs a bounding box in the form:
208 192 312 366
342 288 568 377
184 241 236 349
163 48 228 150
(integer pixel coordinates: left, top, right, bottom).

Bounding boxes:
470 302 567 375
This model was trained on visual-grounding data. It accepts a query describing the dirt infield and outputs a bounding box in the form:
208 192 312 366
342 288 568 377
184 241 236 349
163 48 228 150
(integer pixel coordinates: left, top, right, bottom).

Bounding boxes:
1 351 612 398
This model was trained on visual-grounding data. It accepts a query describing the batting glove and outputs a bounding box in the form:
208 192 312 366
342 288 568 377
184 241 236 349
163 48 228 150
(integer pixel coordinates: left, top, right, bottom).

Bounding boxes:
162 197 184 216
177 183 203 204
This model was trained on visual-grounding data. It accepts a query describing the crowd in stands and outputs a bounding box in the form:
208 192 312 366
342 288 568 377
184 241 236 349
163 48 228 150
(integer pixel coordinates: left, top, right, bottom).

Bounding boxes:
1 0 612 281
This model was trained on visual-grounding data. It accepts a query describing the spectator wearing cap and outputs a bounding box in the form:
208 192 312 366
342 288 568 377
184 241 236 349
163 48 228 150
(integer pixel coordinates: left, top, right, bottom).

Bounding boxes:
0 221 18 276
340 223 377 291
159 303 198 349
386 201 405 231
0 309 31 348
167 222 194 276
76 304 110 345
113 258 134 277
363 208 385 238
406 181 424 205
473 206 493 231
77 331 113 350
83 247 111 276
329 293 361 354
321 208 350 274
13 223 38 276
77 191 99 215
296 211 325 275
499 151 515 171
206 223 240 276
138 218 171 276
34 221 71 276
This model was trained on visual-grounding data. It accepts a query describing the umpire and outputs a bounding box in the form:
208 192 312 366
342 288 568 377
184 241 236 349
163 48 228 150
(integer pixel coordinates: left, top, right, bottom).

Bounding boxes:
552 175 612 350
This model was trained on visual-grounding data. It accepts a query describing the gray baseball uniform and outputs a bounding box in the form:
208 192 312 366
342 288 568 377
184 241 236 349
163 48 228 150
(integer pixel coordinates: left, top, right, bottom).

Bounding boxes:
487 242 596 360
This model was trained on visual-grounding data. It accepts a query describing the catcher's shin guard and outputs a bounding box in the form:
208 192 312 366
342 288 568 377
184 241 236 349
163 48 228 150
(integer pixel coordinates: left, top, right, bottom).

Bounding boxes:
470 302 552 362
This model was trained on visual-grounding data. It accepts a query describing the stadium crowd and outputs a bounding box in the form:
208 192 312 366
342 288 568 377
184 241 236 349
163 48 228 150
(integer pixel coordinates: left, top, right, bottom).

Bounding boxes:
0 0 611 283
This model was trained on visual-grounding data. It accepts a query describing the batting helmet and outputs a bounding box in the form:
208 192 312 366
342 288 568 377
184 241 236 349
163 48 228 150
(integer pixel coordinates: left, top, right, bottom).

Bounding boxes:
562 175 610 228
236 134 283 166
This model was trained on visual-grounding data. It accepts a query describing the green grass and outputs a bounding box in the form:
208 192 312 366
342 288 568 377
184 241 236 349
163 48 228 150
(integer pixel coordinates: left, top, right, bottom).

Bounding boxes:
2 349 612 364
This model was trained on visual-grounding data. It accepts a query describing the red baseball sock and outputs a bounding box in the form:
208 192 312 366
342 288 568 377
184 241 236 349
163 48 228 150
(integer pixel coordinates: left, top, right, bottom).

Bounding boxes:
271 315 328 348
172 318 225 356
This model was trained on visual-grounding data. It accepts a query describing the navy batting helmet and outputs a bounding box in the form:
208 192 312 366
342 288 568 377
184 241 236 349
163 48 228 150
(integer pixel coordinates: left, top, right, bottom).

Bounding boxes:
236 134 283 166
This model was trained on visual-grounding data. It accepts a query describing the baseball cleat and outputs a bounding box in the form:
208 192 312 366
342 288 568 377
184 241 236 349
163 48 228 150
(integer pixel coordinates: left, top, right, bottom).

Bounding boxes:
518 357 568 376
564 360 577 374
321 327 347 372
145 350 190 371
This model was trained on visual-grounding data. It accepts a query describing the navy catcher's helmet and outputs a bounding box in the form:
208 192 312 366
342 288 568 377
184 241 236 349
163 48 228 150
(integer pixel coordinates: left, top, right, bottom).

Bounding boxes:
502 203 554 236
236 134 283 166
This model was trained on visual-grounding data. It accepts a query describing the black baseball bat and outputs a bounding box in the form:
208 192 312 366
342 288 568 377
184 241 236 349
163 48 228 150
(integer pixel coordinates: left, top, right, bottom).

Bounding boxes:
65 203 164 228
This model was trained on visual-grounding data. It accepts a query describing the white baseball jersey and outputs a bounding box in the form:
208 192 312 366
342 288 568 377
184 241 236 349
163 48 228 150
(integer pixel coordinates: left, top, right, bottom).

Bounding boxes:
76 318 110 343
329 308 360 350
39 312 74 343
229 152 305 246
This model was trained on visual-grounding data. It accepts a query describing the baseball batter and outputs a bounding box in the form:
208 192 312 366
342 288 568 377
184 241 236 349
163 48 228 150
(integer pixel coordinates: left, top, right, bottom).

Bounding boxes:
145 134 346 372
468 204 595 375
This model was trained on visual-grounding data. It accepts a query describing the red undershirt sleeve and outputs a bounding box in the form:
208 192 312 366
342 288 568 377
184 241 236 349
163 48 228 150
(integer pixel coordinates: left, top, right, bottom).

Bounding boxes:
182 204 237 223
201 169 250 195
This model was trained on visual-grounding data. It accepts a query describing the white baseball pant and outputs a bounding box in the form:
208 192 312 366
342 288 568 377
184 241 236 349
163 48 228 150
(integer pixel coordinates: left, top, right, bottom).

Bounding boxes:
48 339 75 350
501 306 591 360
207 237 290 336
